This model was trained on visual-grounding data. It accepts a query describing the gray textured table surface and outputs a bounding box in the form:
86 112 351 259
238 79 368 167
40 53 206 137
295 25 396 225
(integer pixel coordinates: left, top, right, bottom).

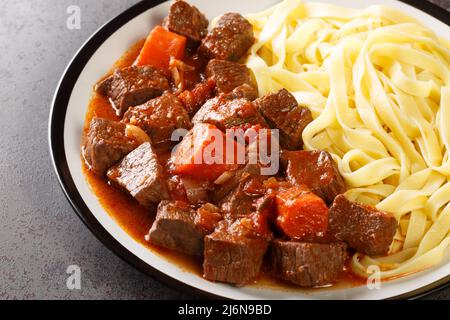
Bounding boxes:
0 0 449 300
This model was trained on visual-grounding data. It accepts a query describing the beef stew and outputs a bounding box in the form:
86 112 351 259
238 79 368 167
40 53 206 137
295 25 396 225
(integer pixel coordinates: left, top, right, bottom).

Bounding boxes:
81 0 397 289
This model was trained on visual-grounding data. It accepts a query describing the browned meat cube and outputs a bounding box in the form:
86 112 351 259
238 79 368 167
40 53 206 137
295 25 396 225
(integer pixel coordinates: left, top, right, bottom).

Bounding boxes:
146 201 222 256
163 0 209 43
203 215 270 285
270 240 347 287
217 167 268 219
180 177 214 204
205 59 257 97
107 142 169 207
192 96 267 131
224 84 258 101
95 65 170 116
218 186 256 219
178 78 216 116
213 163 262 202
255 89 312 150
213 141 278 219
199 13 254 61
122 92 192 147
281 150 346 204
328 195 398 256
82 118 148 176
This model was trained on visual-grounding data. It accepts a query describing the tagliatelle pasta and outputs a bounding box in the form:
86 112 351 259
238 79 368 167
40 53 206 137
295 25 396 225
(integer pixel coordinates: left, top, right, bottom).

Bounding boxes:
245 0 450 278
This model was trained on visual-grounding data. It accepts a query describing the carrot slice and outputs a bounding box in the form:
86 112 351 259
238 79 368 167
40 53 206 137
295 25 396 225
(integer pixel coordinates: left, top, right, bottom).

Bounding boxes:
172 123 239 181
275 186 328 240
135 26 186 71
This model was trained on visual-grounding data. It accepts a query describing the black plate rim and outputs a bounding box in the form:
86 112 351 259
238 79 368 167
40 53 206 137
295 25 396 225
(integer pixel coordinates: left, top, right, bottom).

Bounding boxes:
49 0 450 300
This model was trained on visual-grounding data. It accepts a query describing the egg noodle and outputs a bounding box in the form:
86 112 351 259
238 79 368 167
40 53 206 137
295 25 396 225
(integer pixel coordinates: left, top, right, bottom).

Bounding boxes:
245 0 450 279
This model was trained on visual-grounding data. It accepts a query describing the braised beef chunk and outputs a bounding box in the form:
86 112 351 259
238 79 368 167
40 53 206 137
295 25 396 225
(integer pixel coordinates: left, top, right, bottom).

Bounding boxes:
213 163 261 202
205 59 257 97
192 96 266 131
122 92 192 146
219 186 256 219
95 65 170 116
107 142 169 207
213 141 276 218
224 84 258 101
199 13 254 62
147 201 221 256
181 177 213 204
148 201 200 254
163 0 209 43
255 89 312 150
203 215 270 284
270 240 347 287
281 150 346 204
328 195 398 256
217 169 267 219
82 118 144 176
178 79 216 116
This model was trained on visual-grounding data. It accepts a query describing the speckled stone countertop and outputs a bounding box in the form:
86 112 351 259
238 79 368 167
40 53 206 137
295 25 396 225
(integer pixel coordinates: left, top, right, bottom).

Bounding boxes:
0 0 449 300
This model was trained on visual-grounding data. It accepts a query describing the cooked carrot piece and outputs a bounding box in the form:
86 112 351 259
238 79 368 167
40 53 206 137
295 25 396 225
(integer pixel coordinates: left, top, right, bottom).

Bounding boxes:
135 26 187 71
275 186 328 240
172 123 239 181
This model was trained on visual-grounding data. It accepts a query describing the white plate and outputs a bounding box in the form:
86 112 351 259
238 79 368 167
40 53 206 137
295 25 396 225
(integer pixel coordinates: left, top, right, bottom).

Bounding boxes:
49 0 450 299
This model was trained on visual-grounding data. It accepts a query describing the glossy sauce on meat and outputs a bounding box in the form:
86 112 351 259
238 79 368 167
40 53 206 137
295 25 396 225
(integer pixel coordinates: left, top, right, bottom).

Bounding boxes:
82 39 366 291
